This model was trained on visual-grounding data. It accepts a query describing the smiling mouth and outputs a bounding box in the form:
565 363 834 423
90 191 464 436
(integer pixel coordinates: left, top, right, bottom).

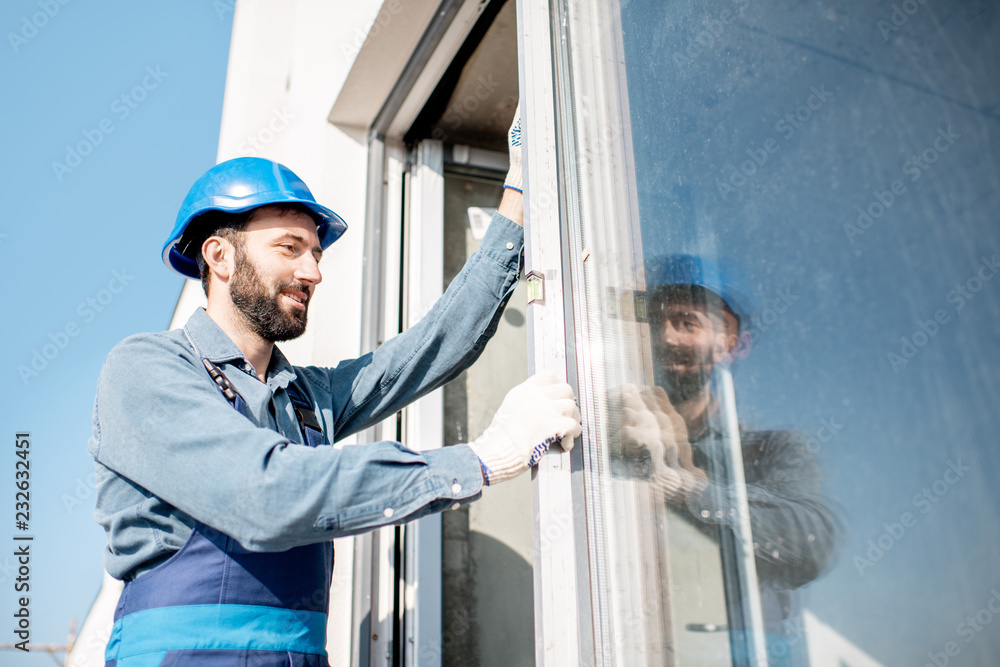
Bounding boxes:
281 291 308 308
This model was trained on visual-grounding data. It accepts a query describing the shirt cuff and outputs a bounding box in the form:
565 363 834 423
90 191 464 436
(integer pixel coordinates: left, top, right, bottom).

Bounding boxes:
423 443 485 505
684 481 738 525
477 211 524 272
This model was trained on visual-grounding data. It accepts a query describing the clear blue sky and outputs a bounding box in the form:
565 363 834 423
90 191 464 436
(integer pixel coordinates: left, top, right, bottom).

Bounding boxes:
0 2 233 663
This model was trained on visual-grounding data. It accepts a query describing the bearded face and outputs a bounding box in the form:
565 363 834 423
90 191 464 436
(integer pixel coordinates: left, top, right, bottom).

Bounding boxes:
650 288 738 404
652 312 718 403
228 237 310 343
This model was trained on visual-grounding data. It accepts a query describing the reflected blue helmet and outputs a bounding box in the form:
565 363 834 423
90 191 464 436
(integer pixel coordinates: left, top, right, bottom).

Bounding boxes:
162 157 348 279
644 254 755 334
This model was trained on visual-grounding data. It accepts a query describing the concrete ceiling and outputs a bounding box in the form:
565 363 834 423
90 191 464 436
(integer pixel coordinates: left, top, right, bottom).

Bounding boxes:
418 0 519 152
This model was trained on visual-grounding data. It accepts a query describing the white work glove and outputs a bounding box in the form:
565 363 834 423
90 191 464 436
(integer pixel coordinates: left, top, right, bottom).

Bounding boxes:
503 103 522 192
615 384 707 501
469 371 582 485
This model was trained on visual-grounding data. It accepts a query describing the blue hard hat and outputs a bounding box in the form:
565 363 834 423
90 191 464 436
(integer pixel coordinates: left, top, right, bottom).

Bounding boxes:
644 254 755 333
162 157 348 279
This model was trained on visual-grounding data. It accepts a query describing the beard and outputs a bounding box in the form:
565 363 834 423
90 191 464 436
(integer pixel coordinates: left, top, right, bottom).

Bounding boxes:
229 244 309 343
653 344 715 404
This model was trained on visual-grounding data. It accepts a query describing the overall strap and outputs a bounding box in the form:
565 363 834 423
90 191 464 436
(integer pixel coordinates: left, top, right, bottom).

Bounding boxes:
183 321 325 445
286 382 326 448
202 358 240 405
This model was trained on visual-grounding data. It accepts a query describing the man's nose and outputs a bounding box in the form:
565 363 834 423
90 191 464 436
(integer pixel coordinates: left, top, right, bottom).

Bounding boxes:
660 321 680 345
296 255 323 286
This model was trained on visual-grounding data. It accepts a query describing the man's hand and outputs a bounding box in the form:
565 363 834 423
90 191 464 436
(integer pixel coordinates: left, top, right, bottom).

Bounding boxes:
469 372 582 485
615 384 707 501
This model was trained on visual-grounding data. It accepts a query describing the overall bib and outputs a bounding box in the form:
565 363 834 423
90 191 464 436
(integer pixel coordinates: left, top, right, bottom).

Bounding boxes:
105 350 335 667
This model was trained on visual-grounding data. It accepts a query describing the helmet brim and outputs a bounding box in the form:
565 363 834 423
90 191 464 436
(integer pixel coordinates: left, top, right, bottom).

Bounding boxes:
162 196 347 279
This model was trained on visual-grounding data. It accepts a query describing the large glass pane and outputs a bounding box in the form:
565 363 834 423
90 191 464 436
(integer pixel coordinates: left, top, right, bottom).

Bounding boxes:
550 0 1000 665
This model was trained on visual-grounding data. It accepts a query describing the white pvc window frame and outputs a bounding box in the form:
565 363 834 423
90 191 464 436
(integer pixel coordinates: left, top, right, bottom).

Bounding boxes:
515 0 594 664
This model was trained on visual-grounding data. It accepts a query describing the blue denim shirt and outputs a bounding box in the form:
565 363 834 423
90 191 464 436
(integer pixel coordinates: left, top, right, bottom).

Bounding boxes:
90 213 523 580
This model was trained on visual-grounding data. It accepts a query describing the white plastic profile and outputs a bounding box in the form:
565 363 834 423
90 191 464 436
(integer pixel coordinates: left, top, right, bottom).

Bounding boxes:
516 1 589 666
402 140 446 666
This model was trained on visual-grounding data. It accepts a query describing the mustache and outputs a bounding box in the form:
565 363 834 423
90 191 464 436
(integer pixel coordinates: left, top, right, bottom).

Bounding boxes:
276 281 311 300
653 347 702 365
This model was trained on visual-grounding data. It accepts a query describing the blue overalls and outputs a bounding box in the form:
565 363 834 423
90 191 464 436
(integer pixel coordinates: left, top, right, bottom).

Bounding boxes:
105 354 334 667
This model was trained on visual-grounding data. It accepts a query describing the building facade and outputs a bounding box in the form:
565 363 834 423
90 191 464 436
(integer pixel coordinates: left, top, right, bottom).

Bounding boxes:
71 0 1000 665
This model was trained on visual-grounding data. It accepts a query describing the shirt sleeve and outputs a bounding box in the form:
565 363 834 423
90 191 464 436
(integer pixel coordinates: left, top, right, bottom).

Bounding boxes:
684 430 841 587
90 333 484 553
305 212 523 442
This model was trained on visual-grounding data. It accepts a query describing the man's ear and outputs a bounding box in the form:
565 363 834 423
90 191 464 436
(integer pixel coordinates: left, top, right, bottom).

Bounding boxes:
201 236 234 285
711 330 740 364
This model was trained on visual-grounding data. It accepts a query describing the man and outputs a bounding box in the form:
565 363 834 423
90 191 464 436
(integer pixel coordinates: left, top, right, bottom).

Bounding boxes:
618 254 838 665
90 113 581 666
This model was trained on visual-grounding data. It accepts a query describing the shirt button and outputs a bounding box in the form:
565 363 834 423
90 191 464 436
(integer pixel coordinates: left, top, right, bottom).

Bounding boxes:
701 510 710 518
452 483 462 494
506 242 514 250
451 502 461 511
383 508 394 519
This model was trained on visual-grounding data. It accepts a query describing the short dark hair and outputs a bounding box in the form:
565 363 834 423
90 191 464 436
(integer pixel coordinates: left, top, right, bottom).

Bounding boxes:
178 203 318 296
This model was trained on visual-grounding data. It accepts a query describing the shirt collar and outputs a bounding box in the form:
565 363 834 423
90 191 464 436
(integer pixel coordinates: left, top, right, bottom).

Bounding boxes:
182 307 297 390
266 346 297 390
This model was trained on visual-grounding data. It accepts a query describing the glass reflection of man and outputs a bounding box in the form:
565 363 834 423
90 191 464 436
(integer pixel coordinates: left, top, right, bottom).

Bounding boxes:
618 255 839 665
